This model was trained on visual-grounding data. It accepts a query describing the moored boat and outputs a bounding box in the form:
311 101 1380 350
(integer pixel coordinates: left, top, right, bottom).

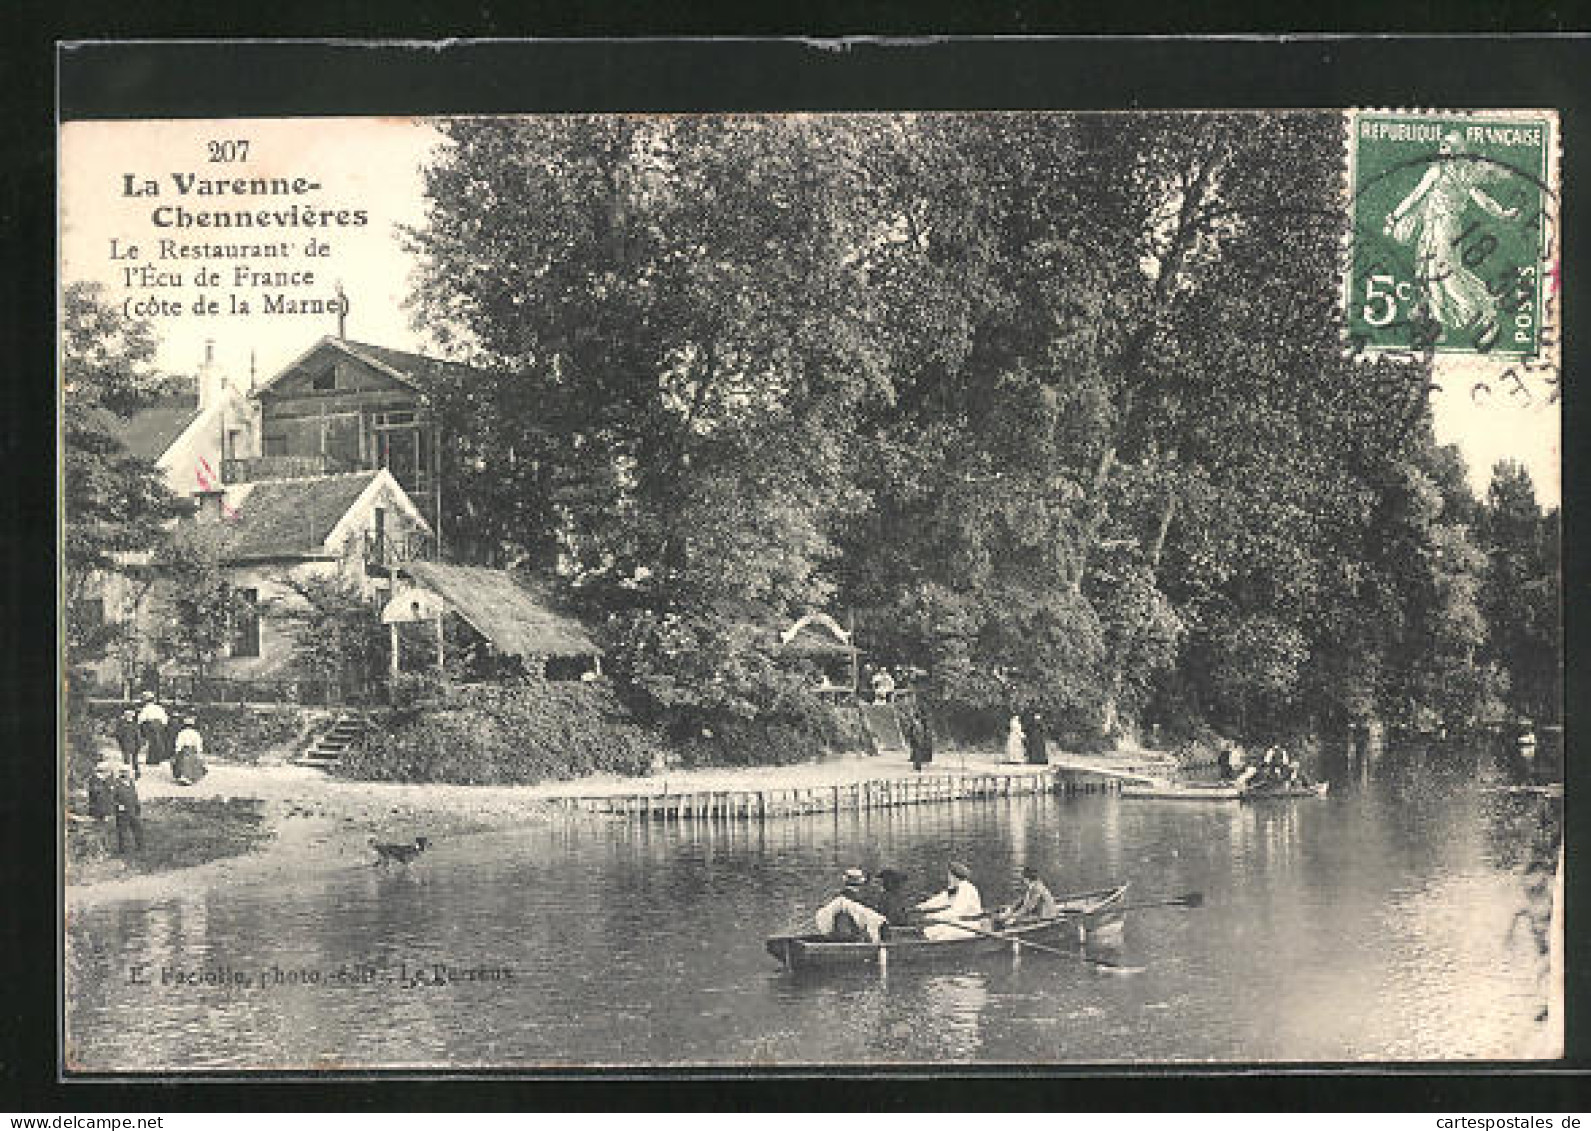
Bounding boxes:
1240 781 1329 800
1122 780 1243 801
765 883 1129 971
1122 779 1329 801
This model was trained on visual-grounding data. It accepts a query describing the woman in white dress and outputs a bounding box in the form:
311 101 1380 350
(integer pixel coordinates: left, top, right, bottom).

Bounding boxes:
913 862 985 941
1005 714 1025 764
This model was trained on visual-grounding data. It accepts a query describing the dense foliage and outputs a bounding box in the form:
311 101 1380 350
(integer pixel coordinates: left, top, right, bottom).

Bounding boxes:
62 282 178 663
342 677 663 784
401 113 1559 749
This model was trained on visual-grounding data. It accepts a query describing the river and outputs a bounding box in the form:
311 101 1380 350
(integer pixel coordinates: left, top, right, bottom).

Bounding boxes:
65 745 1560 1069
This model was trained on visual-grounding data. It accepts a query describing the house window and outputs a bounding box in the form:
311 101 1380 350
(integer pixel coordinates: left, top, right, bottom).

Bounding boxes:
264 434 287 457
312 367 336 391
225 428 241 461
231 588 261 658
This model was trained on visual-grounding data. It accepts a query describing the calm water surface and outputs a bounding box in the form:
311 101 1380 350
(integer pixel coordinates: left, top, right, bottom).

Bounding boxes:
66 748 1560 1067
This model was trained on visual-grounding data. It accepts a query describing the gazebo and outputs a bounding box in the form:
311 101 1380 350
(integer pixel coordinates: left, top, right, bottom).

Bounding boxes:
776 611 860 702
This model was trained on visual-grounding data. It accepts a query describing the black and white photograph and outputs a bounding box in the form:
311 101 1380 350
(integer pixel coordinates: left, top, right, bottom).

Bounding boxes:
58 74 1564 1070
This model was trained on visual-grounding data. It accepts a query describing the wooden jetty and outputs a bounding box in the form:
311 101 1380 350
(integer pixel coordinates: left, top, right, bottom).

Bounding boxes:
548 762 1131 822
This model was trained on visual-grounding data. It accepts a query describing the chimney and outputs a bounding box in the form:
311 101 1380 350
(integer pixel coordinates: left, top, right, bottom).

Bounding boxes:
196 339 228 411
335 281 348 339
194 489 226 525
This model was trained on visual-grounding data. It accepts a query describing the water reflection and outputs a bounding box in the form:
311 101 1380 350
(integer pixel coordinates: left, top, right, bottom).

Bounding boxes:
66 744 1558 1068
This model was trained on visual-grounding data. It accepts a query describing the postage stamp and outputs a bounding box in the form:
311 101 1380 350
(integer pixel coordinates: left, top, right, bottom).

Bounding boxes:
1347 110 1558 360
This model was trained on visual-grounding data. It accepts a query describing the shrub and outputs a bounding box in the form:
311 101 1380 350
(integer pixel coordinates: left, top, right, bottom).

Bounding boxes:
339 676 665 784
670 716 833 768
195 706 327 764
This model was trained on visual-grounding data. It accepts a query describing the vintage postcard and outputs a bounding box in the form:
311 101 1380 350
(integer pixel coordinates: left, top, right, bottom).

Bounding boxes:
60 103 1563 1071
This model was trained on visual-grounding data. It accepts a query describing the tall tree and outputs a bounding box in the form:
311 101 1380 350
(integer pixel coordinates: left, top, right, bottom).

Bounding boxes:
1479 462 1561 724
61 282 177 661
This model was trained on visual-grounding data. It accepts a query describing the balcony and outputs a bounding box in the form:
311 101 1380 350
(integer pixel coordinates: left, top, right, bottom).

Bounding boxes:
224 454 348 482
364 530 436 573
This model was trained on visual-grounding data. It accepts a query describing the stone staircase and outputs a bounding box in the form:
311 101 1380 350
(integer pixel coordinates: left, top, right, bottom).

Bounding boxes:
296 713 371 769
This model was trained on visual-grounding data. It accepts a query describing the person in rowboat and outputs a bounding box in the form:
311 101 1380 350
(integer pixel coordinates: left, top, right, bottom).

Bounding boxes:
994 865 1059 928
913 861 985 941
866 867 915 934
814 867 887 943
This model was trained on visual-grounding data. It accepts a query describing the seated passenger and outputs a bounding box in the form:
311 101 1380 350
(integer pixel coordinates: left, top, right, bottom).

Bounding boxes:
864 867 912 925
913 861 984 941
814 867 887 943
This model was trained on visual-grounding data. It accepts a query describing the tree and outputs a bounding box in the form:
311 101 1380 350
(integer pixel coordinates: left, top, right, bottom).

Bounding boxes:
277 574 387 693
152 525 247 680
407 116 893 732
62 281 177 661
1479 462 1561 724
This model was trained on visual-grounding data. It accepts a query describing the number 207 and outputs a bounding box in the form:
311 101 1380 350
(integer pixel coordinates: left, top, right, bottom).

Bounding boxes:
1361 274 1414 328
207 139 250 162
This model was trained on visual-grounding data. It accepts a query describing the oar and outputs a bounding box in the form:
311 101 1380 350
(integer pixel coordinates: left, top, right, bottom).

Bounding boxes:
974 891 1204 922
934 918 1145 974
1056 891 1204 916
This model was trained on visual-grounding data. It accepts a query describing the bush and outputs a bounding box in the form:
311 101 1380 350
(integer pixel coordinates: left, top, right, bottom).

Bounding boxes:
339 676 665 784
195 706 327 764
670 716 833 768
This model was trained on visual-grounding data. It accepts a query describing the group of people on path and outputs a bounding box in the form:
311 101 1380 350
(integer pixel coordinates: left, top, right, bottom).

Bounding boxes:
114 692 208 786
1004 711 1049 765
814 861 1060 944
81 692 210 858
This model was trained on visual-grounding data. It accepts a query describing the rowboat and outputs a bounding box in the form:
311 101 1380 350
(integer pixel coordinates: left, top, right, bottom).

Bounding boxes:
1121 779 1329 801
765 883 1129 971
1121 780 1242 801
1242 781 1329 800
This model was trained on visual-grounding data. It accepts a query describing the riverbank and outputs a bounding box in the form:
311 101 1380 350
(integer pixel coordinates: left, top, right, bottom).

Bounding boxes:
65 739 1178 907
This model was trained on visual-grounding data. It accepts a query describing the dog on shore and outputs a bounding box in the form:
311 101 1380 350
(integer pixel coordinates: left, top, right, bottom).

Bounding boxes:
369 836 430 866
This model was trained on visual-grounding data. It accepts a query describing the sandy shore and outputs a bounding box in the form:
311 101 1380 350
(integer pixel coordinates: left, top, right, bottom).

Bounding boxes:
66 740 1174 907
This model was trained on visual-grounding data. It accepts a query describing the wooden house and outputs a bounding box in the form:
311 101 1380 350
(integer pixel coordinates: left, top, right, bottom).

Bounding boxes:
226 335 495 544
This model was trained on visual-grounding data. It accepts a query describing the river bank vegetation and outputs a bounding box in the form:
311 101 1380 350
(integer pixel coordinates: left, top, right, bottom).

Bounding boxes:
402 112 1560 758
64 114 1560 783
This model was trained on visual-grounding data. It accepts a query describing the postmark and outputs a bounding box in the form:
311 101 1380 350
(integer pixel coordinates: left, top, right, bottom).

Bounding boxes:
1347 110 1558 361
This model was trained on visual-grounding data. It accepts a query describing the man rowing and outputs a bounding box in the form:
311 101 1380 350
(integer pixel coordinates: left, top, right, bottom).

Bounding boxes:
995 865 1059 928
912 861 985 940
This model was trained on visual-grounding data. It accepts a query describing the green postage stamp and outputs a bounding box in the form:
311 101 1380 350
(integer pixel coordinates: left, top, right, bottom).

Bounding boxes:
1348 110 1558 359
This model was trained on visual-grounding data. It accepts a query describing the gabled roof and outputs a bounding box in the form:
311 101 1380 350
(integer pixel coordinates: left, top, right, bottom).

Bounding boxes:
404 562 602 659
220 471 383 561
254 335 497 396
120 394 200 461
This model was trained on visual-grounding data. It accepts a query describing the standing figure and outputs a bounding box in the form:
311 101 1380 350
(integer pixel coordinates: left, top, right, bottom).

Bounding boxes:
114 708 141 776
871 667 896 704
112 766 143 855
86 760 116 820
171 715 208 786
1383 131 1520 348
909 712 935 772
136 692 170 770
86 760 117 853
1024 711 1049 765
1005 714 1026 764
